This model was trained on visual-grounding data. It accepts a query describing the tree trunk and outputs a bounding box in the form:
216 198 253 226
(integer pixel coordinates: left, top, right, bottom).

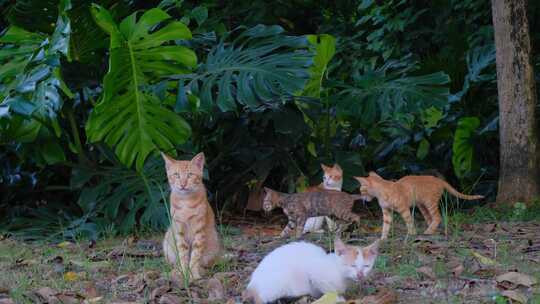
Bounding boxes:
492 0 540 205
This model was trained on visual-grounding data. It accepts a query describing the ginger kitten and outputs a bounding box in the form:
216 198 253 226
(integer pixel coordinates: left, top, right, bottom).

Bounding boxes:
243 238 380 304
162 152 221 280
303 163 343 233
305 163 343 192
355 172 484 239
263 187 362 238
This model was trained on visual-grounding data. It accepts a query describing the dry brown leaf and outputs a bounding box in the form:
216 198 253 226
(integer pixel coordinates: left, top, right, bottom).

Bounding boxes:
150 285 171 301
158 294 183 304
359 288 398 304
56 293 80 304
32 287 58 303
83 282 100 299
144 270 161 282
481 223 497 233
83 297 103 304
446 260 464 277
207 277 225 301
473 268 501 279
13 258 38 268
501 290 528 303
496 272 537 288
416 266 437 280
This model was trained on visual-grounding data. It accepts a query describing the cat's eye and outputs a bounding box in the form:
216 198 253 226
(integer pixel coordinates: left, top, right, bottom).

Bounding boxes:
187 173 194 177
172 173 180 178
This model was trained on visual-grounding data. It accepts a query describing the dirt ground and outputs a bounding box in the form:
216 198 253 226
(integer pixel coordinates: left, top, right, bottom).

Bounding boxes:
0 212 539 304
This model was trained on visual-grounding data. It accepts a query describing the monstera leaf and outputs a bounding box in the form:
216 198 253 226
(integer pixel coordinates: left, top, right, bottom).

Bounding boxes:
452 116 480 178
183 24 312 112
0 0 72 166
0 0 72 121
86 5 195 170
303 34 336 98
337 59 450 122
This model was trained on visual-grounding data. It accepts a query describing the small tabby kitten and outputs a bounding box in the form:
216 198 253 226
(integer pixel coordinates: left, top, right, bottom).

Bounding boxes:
355 172 484 239
303 163 343 234
263 187 362 238
243 238 380 304
162 152 221 280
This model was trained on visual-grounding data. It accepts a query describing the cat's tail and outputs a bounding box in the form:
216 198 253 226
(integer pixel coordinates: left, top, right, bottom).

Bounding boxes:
242 287 263 304
442 181 484 200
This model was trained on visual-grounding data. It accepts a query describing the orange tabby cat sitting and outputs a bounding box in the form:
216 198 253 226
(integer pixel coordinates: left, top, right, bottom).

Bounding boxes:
162 152 221 280
305 163 343 192
355 172 483 239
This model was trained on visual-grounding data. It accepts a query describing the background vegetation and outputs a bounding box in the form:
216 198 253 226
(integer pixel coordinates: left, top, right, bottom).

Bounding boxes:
1 0 538 240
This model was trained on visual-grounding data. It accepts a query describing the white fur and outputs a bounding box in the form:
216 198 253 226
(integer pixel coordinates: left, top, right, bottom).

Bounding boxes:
246 241 376 303
303 183 341 234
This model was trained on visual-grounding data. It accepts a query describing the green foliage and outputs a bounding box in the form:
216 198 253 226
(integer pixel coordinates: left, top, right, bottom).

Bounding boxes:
74 156 168 235
452 117 480 179
185 24 312 111
86 5 194 170
303 34 336 98
336 59 450 125
0 0 73 166
0 0 513 239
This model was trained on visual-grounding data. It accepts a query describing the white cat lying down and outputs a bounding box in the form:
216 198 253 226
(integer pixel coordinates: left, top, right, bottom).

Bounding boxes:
243 238 379 304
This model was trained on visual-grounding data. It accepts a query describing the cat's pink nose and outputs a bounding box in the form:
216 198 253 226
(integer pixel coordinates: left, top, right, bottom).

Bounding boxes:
356 272 364 280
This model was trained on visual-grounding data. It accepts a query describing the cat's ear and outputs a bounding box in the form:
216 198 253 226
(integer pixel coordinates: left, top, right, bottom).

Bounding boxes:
368 171 381 178
354 176 368 186
364 239 380 257
333 163 342 172
321 163 331 172
334 237 347 256
191 152 205 171
161 152 176 168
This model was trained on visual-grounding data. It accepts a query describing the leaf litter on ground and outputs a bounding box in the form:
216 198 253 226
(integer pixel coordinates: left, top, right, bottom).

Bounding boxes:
1 216 540 303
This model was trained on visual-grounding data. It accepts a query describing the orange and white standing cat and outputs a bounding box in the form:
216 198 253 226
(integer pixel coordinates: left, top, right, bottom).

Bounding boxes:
162 152 221 280
303 164 343 233
355 172 483 239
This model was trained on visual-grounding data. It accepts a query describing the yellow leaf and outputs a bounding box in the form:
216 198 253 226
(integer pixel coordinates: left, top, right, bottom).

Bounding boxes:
312 292 339 304
57 241 74 248
471 251 496 266
64 271 78 282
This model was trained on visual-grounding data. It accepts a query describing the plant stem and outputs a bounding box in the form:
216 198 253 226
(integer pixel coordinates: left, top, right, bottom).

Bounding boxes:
66 108 88 164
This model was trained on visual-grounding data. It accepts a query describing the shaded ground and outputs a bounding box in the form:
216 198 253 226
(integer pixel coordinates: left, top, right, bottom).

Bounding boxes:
1 212 539 304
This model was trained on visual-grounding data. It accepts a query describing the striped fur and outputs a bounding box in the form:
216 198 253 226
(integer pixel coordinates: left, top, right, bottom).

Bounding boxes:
162 152 221 280
263 187 362 238
303 163 343 233
355 172 483 239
